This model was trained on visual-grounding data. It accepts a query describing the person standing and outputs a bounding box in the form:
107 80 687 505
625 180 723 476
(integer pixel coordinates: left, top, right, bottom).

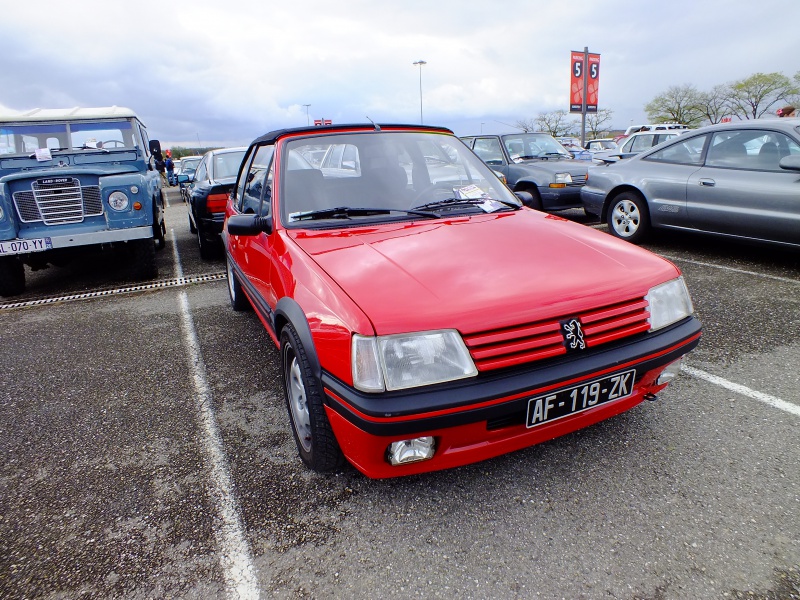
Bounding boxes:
165 153 175 186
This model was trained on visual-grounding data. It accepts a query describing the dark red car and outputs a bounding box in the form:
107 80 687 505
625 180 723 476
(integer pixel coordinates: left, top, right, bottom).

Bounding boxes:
223 124 701 479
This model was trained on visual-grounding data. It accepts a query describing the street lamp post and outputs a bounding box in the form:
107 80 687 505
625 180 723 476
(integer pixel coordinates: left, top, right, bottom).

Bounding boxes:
302 104 311 126
412 60 427 124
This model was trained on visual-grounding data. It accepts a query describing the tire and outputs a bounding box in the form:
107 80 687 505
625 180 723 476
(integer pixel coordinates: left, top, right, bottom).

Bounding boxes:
606 191 650 243
226 254 250 311
154 194 167 251
130 238 158 280
197 224 216 260
0 256 25 296
518 186 543 211
281 324 344 472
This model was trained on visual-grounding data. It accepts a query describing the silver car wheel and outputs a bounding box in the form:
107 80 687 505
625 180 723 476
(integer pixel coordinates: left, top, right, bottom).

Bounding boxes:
287 356 313 453
611 199 640 238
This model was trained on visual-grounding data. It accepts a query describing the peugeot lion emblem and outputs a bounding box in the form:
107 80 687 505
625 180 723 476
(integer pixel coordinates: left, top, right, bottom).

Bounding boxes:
561 318 586 351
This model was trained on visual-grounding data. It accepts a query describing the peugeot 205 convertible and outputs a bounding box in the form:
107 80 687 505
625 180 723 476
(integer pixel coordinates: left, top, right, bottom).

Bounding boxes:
222 123 701 479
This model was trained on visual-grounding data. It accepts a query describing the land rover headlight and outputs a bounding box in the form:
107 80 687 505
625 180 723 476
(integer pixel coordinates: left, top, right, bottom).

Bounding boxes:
108 191 130 211
352 330 478 393
646 277 694 331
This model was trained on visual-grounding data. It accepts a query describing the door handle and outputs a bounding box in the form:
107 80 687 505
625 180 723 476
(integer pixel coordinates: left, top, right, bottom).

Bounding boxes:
699 179 715 187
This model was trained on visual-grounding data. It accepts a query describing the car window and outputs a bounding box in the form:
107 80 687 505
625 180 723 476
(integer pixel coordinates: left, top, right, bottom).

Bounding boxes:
242 144 274 215
645 134 708 165
234 147 255 210
194 157 208 182
472 138 506 165
628 134 656 153
705 129 800 171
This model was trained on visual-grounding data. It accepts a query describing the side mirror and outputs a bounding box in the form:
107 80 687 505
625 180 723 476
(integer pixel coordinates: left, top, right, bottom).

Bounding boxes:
177 174 189 183
149 140 162 156
514 191 535 207
779 155 800 172
226 214 273 236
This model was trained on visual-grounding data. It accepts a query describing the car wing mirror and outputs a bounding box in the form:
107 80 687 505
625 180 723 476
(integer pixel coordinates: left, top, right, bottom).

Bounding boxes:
779 155 800 172
514 191 535 207
226 213 273 236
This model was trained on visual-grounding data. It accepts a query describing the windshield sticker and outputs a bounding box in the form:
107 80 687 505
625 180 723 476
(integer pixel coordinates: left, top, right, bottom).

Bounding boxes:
454 184 487 200
478 199 506 213
35 148 52 161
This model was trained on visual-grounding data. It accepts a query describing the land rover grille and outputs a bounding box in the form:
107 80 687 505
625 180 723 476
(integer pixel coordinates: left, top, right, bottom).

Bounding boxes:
13 177 103 225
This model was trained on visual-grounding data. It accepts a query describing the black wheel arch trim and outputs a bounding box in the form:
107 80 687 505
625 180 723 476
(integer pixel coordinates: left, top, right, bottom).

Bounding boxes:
225 250 322 379
321 316 701 437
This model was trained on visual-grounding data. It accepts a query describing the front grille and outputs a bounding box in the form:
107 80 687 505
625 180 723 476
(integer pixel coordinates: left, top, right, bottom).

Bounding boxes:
568 174 587 186
463 296 650 372
13 178 103 225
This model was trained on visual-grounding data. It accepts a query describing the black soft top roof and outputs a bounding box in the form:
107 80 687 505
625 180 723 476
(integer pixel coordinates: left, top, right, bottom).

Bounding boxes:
249 123 454 146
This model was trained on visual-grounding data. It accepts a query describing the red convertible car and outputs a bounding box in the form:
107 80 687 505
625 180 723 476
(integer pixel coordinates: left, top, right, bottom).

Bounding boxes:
223 123 701 479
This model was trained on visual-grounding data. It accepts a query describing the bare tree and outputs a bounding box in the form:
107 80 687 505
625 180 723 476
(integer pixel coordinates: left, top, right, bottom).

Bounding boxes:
727 72 798 119
644 84 705 127
533 110 579 137
512 118 538 133
585 109 614 139
697 84 733 124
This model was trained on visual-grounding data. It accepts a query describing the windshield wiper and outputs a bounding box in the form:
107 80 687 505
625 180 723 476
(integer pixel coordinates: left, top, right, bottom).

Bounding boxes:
412 197 519 211
291 205 440 221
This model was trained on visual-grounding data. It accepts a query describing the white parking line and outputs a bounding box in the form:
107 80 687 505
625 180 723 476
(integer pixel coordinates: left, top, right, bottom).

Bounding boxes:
682 364 800 417
661 255 800 285
172 230 260 599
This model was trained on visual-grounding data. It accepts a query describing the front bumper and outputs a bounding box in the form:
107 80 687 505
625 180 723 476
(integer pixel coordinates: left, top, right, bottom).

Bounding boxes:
539 185 584 211
321 317 701 478
2 225 153 253
580 188 606 216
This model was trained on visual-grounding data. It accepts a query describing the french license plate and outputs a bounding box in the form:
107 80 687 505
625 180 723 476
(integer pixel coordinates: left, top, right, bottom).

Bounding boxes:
526 369 636 428
0 238 53 255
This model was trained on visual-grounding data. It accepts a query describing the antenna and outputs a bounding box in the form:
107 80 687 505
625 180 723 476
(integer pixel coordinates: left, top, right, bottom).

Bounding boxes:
365 116 381 131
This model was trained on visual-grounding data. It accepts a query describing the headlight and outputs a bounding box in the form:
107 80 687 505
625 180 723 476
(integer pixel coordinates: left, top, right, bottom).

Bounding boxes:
352 330 478 393
646 277 694 331
108 191 130 211
554 172 573 184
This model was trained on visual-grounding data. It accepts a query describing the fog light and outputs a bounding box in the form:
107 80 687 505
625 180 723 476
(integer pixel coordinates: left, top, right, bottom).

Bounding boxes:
657 357 683 385
387 437 436 466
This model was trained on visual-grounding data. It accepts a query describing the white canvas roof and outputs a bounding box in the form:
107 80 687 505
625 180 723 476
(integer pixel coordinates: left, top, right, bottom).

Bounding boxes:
0 106 141 123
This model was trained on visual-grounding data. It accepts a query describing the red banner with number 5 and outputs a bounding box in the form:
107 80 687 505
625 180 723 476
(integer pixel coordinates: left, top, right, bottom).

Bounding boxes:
570 51 600 113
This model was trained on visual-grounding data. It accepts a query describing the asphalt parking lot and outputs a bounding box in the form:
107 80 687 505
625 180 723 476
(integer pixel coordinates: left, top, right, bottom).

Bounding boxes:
1 189 798 599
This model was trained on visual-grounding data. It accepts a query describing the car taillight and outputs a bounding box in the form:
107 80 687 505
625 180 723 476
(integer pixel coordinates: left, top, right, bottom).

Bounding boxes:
206 193 229 213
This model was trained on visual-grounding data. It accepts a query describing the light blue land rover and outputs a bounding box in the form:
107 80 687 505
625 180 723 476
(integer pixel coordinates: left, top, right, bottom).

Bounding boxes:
0 107 167 296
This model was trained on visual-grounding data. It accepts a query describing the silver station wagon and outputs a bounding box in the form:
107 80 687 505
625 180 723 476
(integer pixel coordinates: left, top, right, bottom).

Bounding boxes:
581 118 800 248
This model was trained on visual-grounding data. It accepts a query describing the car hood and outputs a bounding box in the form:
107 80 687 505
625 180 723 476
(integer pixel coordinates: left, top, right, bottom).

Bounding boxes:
515 158 588 175
289 210 679 336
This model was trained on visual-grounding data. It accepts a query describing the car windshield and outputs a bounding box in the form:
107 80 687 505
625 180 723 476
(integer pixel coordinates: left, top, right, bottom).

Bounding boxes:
282 131 520 225
0 119 140 154
181 157 202 174
501 133 572 160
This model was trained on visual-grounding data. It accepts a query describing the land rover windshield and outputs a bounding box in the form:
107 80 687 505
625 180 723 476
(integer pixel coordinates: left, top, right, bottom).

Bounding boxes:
0 119 141 154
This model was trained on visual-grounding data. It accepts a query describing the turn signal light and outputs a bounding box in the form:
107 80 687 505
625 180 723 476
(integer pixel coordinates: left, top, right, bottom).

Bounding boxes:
133 201 143 210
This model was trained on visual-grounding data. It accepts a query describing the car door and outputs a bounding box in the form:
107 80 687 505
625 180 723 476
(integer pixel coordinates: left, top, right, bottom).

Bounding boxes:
633 133 707 229
469 137 509 180
229 144 278 309
687 129 800 244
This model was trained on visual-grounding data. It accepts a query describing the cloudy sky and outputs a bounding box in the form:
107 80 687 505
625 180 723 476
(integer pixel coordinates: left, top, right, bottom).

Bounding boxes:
1 0 796 147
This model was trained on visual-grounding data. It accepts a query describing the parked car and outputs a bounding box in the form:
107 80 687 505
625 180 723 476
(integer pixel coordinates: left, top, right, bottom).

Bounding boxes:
178 156 203 203
461 133 589 211
222 123 701 478
613 123 689 143
557 137 592 160
182 146 247 258
586 138 617 153
592 130 688 163
0 106 166 295
581 119 800 247
169 159 182 186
